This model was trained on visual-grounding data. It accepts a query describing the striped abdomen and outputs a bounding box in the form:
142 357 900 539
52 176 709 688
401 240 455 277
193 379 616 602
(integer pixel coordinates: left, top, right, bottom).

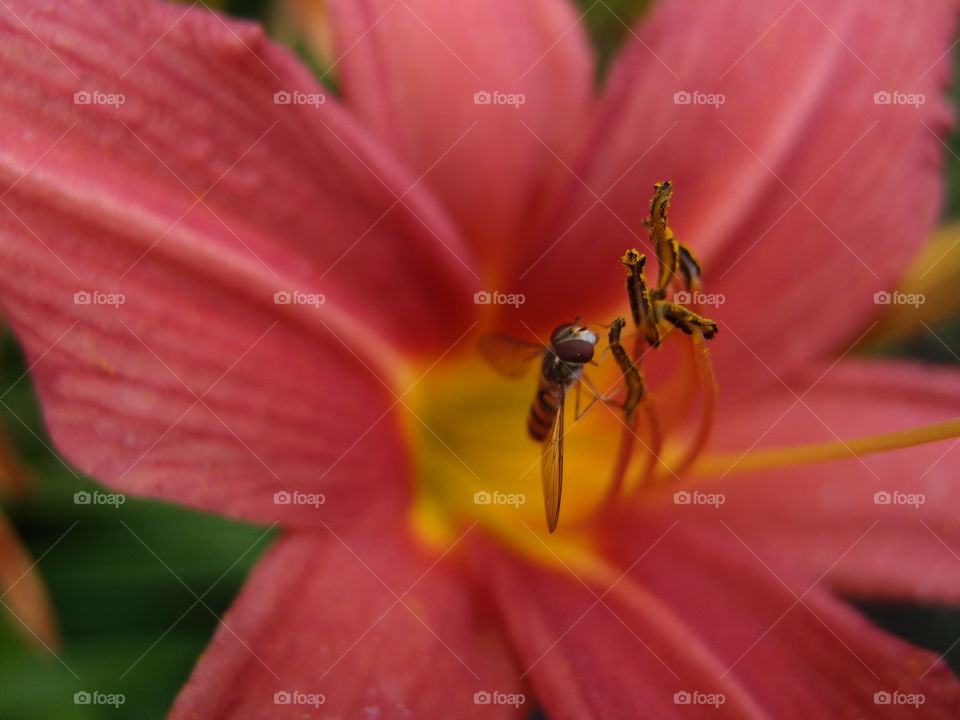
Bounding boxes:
527 376 563 442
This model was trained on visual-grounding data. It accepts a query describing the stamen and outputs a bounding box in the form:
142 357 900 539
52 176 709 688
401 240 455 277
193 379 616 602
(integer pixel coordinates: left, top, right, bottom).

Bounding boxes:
662 329 718 480
602 183 719 520
608 318 645 423
602 318 648 506
635 396 665 489
677 243 702 292
644 181 680 295
692 416 960 475
662 303 719 339
654 330 698 433
621 250 661 347
605 412 637 506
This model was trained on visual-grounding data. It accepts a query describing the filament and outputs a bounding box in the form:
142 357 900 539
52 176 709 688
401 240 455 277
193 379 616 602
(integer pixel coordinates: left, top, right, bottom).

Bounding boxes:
657 329 717 481
693 416 960 475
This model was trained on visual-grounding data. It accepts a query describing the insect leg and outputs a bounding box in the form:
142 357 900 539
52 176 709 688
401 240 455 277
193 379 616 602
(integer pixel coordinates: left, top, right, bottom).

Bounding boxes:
574 373 623 420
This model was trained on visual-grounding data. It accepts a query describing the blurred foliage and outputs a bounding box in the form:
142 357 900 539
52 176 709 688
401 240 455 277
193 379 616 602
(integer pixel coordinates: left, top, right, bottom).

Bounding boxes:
1 1 959 719
0 339 272 720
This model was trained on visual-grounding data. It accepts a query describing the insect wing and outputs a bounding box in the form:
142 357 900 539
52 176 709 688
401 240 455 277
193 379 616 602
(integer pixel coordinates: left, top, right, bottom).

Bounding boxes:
478 334 544 378
541 383 564 533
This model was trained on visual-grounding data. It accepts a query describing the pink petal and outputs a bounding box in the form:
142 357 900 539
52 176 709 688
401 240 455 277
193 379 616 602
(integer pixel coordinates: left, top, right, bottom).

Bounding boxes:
519 0 955 398
601 516 960 718
170 526 521 719
0 0 477 525
326 0 595 274
477 537 772 719
682 358 960 603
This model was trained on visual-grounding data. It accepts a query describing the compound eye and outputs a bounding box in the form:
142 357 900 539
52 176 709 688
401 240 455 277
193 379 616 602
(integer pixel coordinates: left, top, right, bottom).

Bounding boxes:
555 339 594 363
550 324 573 344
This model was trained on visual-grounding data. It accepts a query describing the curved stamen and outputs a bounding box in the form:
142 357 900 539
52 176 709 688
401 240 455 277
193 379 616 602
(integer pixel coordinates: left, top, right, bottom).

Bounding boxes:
634 397 665 490
663 329 718 480
692 416 960 476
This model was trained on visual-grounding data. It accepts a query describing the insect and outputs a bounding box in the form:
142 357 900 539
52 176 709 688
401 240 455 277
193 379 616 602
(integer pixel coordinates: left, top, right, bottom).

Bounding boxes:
479 323 600 532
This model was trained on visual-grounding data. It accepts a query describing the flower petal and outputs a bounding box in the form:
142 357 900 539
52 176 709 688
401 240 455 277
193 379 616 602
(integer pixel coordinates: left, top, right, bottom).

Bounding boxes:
0 0 478 526
519 0 956 398
684 358 960 603
477 537 772 719
325 0 595 274
170 526 521 719
601 516 960 718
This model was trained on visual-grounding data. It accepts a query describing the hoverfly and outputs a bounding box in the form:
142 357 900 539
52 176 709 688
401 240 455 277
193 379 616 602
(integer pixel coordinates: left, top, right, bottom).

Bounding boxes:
479 323 600 533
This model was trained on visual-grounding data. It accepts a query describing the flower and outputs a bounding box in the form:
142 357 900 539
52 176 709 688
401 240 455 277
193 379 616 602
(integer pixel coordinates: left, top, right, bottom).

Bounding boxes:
0 0 958 717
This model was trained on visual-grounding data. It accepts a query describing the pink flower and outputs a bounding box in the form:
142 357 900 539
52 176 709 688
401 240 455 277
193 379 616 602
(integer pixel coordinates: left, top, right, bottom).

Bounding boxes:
0 0 958 717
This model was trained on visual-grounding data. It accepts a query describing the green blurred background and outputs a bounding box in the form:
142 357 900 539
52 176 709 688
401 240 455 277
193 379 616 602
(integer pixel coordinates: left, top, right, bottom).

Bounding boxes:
0 1 958 718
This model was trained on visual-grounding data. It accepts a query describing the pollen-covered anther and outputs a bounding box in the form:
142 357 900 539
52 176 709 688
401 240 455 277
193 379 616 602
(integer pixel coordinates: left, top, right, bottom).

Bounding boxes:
602 182 720 511
662 302 719 339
